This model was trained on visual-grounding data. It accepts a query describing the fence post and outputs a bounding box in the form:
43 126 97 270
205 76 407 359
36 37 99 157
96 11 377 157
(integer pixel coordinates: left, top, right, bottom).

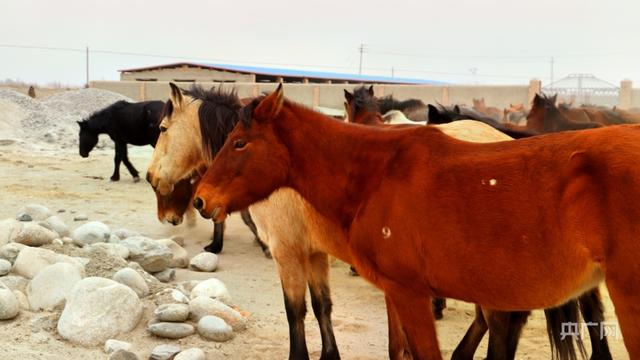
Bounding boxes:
528 79 541 106
619 79 632 110
442 87 450 105
312 86 320 107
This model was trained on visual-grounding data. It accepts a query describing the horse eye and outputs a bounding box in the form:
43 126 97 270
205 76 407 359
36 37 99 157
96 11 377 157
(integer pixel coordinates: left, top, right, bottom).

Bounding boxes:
159 125 167 133
233 139 247 149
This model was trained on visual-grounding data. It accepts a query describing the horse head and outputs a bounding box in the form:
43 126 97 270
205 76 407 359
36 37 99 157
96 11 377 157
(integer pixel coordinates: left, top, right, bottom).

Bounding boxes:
77 119 98 158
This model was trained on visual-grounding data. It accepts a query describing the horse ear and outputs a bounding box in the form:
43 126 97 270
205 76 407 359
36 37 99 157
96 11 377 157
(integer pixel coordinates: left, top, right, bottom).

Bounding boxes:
454 105 461 114
255 83 284 121
344 89 353 102
551 94 558 104
368 85 374 97
169 82 184 108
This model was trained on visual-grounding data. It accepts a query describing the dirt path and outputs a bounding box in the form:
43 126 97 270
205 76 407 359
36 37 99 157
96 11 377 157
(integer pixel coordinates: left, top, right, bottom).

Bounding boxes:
0 145 629 359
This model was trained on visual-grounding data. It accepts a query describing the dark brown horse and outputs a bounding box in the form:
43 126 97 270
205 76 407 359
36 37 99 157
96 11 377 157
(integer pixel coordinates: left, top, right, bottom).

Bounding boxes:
345 85 611 360
194 85 640 359
526 94 602 133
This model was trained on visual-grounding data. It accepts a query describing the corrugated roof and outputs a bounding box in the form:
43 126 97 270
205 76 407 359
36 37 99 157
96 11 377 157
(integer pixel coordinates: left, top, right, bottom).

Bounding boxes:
543 74 618 90
119 62 445 85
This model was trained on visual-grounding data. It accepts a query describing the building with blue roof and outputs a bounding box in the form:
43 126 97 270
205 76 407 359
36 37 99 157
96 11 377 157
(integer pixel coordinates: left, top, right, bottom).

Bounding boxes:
119 62 443 85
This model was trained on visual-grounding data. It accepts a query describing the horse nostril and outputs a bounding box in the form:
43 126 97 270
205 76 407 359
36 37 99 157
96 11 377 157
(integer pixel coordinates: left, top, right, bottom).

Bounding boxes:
193 197 205 211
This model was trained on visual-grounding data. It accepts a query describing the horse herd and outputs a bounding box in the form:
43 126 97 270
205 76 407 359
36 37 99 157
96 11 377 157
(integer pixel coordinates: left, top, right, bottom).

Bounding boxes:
77 83 640 360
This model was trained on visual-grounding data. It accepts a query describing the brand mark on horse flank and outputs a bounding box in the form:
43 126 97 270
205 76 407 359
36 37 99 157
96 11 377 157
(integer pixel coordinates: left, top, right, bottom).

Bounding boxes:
382 227 391 238
481 178 498 186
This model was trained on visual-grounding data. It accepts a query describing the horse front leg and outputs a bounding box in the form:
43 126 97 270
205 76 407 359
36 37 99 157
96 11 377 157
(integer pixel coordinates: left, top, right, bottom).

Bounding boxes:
307 252 340 360
111 143 123 181
385 285 442 360
451 305 488 360
240 209 271 258
385 295 412 360
116 142 140 182
579 289 612 360
205 221 225 253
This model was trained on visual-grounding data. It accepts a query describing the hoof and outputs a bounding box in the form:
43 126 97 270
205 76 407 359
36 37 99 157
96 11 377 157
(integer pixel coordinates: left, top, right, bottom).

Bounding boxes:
132 176 141 183
110 177 120 182
204 243 223 254
348 266 359 277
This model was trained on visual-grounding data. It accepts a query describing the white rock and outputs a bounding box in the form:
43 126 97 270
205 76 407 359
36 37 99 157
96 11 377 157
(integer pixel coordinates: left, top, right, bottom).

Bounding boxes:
1 275 28 292
170 236 185 247
27 262 84 311
148 322 195 339
72 221 111 246
154 303 190 322
13 247 84 279
196 315 234 342
0 284 19 319
189 296 247 331
11 222 58 246
57 277 143 346
154 269 175 283
171 289 190 304
0 219 21 246
107 234 121 244
104 339 132 354
17 204 52 222
40 215 70 238
112 268 148 298
112 228 139 240
175 348 206 360
52 238 64 246
189 252 218 272
121 236 172 272
87 243 129 259
110 349 139 360
0 242 25 264
149 344 181 360
0 259 11 276
13 290 29 310
157 238 188 269
190 278 231 304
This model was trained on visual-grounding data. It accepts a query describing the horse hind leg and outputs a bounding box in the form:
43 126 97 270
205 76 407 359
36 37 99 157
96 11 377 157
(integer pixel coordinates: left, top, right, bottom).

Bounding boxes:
240 209 271 258
307 252 340 360
204 221 224 253
578 288 612 360
605 271 640 358
117 143 140 181
451 305 489 360
111 144 123 181
544 300 585 360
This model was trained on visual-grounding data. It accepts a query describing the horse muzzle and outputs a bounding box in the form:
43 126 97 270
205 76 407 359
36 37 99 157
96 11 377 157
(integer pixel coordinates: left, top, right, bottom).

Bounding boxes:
193 197 227 223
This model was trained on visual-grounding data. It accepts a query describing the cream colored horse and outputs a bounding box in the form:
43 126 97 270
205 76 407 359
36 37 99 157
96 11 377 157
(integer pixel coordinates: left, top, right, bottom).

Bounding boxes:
146 83 512 360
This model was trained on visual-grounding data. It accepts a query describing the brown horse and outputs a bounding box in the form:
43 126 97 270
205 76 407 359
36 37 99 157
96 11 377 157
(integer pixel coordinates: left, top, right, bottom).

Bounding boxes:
194 84 640 359
345 85 611 360
472 98 503 122
153 175 269 256
503 103 528 125
526 94 602 133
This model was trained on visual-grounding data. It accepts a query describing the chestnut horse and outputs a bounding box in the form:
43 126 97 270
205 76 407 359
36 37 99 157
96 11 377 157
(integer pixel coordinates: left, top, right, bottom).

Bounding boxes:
153 175 268 256
194 84 640 359
472 97 502 122
344 85 611 360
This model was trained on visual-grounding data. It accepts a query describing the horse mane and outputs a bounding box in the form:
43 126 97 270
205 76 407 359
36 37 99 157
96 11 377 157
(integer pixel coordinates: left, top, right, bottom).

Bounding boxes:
83 100 130 128
239 96 265 126
377 95 425 114
183 85 243 161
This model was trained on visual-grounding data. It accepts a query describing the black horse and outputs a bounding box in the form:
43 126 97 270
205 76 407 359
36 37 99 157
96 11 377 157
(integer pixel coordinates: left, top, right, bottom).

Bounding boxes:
78 100 164 182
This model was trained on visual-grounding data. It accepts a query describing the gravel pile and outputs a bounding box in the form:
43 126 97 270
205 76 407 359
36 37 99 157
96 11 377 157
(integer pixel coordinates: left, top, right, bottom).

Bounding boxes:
0 88 132 149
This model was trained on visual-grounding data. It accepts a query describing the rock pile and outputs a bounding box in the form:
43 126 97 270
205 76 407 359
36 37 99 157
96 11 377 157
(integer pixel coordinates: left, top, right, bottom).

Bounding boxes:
0 203 248 358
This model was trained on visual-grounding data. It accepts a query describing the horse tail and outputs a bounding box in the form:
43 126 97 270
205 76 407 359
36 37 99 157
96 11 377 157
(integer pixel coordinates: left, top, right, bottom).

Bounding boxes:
544 300 586 360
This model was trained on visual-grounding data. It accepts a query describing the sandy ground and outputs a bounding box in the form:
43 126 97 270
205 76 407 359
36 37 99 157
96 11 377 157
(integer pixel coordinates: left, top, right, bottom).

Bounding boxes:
0 144 630 359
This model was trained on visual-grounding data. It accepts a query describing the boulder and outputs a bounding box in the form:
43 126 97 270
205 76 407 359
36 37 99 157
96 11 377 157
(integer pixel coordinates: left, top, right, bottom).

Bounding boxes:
189 296 247 330
17 204 52 221
57 277 143 346
110 349 139 360
0 283 19 319
147 322 195 339
112 228 139 240
175 348 206 360
27 262 84 311
196 315 233 342
121 237 172 273
0 219 21 246
154 269 175 283
104 339 133 354
11 222 58 247
1 275 28 293
71 221 110 246
112 268 148 298
190 278 231 304
149 344 181 360
0 242 25 264
40 215 70 238
13 290 29 310
13 247 84 279
157 239 188 268
0 259 11 276
154 303 189 322
189 252 218 272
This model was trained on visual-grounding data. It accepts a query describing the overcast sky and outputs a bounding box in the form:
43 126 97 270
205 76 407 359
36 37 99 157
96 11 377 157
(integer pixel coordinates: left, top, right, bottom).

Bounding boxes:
1 0 638 86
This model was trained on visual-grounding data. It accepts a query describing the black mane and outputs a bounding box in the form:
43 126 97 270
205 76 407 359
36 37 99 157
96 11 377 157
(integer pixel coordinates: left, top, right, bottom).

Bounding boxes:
377 95 425 114
183 85 242 161
239 96 265 127
83 100 131 129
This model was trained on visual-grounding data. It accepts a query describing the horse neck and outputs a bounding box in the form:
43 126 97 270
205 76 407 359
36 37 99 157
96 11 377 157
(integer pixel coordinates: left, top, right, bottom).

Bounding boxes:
87 113 109 134
354 111 384 125
276 104 406 229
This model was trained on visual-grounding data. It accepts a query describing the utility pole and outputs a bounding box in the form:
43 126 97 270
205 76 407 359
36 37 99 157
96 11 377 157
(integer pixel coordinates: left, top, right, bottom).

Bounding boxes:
86 46 90 88
358 43 367 75
391 67 395 78
550 56 554 85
